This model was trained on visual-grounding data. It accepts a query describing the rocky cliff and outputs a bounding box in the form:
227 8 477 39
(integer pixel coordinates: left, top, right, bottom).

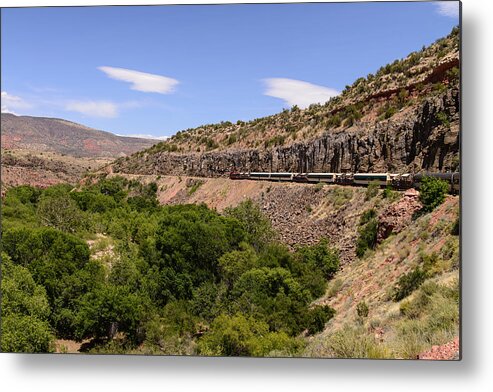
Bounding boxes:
112 87 459 177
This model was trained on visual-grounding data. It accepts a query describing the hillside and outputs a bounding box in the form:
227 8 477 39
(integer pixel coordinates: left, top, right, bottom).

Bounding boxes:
0 114 159 189
1 150 110 190
111 27 459 177
1 113 158 158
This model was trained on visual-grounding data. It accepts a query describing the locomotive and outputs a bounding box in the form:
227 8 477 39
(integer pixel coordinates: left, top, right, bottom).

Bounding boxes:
229 171 460 193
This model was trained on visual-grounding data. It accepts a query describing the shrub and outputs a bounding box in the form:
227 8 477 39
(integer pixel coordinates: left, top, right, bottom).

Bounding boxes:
392 267 427 301
357 301 369 318
187 180 204 196
328 187 353 209
382 186 399 202
419 176 449 212
197 314 302 357
326 278 343 298
436 111 450 127
326 326 390 359
306 305 335 335
392 279 459 358
365 181 380 200
356 210 378 258
227 134 237 145
378 105 397 120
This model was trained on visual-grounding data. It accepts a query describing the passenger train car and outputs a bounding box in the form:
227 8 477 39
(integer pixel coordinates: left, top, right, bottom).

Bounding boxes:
229 171 460 193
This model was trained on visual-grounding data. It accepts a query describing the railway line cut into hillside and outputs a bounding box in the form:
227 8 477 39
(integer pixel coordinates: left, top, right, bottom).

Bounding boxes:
229 171 460 193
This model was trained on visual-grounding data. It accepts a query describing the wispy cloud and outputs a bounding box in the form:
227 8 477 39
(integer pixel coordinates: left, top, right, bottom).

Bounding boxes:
263 78 339 109
118 134 169 140
1 91 32 114
435 1 460 18
98 66 179 94
65 100 119 118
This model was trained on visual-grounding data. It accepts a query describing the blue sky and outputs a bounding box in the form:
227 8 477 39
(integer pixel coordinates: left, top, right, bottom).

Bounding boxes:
1 1 459 138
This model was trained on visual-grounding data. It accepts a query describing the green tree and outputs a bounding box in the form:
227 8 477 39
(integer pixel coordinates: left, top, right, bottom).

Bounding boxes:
232 267 311 335
290 240 340 299
37 192 85 233
1 255 51 319
2 186 40 227
419 176 449 212
152 204 246 287
218 243 259 286
306 305 335 335
365 181 380 200
1 314 55 353
75 285 146 342
356 209 378 258
224 199 275 251
295 239 339 280
1 254 55 353
71 191 117 213
197 314 302 357
2 227 93 338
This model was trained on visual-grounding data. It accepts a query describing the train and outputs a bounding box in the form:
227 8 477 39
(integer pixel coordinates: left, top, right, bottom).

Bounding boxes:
229 171 460 193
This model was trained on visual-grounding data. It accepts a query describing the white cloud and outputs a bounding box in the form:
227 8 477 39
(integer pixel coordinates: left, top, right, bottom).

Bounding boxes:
435 1 460 18
263 78 339 109
98 66 179 94
65 100 119 118
119 134 169 140
1 91 32 114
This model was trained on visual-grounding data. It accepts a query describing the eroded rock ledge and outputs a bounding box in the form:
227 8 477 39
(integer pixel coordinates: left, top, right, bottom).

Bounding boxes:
112 88 459 177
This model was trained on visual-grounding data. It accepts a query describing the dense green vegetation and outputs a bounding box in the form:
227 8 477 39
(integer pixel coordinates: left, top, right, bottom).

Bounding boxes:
355 209 378 258
419 176 450 213
1 177 339 355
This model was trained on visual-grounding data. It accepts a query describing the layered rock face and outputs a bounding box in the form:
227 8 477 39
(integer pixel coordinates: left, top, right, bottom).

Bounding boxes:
113 88 459 177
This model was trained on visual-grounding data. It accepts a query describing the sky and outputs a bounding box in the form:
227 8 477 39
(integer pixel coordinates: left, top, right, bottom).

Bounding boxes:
1 1 459 139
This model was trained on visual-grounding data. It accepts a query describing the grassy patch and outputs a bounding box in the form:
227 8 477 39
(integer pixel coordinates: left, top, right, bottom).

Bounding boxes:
327 187 353 209
187 180 204 196
309 277 459 359
326 278 344 298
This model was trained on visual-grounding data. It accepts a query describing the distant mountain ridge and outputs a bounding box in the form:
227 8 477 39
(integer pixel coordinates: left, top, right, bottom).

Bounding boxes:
1 113 159 158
